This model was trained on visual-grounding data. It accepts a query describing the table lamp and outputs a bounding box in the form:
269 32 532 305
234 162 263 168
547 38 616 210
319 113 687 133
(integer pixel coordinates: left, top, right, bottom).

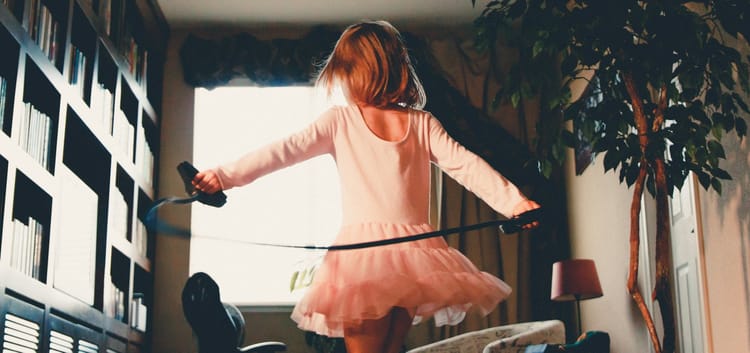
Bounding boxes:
551 259 603 336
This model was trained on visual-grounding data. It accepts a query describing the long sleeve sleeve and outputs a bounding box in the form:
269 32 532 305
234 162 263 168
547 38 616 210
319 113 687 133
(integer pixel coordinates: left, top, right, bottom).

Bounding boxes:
427 114 527 217
213 108 337 190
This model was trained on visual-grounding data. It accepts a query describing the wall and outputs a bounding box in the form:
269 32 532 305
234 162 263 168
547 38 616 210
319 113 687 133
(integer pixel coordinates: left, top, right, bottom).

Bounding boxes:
152 30 197 353
696 32 750 353
698 135 750 352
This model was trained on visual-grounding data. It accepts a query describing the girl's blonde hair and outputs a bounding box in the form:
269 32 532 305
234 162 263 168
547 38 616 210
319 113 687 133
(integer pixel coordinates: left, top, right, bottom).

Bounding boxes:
316 20 426 109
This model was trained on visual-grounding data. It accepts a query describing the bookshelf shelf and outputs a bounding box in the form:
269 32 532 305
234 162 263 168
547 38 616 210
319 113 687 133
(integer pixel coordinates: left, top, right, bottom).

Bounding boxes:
10 170 51 282
1 0 164 352
0 21 19 138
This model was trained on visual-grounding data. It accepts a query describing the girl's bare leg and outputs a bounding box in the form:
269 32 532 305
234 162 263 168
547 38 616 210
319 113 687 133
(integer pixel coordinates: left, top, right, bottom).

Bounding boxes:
384 307 413 353
344 307 414 353
344 312 391 353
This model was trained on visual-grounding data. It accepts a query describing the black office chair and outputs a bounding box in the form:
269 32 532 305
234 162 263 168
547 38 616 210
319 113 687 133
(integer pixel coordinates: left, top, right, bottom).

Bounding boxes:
182 272 287 353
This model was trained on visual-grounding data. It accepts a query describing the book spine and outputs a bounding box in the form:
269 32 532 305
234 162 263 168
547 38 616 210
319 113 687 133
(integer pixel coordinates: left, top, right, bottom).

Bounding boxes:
0 75 7 129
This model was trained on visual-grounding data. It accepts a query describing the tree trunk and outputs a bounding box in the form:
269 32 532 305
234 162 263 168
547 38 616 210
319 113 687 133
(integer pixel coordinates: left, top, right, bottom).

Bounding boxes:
627 161 662 353
653 157 676 353
622 73 679 352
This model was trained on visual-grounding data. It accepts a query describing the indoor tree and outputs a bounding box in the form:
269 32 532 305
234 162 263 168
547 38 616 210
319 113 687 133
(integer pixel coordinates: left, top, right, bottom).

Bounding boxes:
472 1 749 352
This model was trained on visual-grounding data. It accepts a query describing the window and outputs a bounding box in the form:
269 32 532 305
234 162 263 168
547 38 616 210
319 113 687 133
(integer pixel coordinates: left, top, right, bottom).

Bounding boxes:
190 86 344 305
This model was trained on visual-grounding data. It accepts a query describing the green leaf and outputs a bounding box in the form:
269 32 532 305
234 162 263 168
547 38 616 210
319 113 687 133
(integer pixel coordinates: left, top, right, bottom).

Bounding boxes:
736 118 747 138
707 140 726 159
592 137 610 153
626 165 640 187
711 177 722 195
705 85 720 107
561 53 578 75
711 124 724 139
733 93 749 114
539 159 553 178
507 0 527 18
603 149 621 172
289 271 299 292
533 40 545 58
696 171 710 190
713 167 732 180
511 91 521 107
561 129 577 148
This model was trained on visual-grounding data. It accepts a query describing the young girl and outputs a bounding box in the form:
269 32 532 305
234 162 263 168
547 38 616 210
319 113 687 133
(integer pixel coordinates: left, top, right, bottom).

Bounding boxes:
193 20 540 353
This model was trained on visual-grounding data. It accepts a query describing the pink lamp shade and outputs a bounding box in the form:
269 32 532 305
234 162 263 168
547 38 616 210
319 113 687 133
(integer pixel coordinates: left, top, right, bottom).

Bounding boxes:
551 259 603 301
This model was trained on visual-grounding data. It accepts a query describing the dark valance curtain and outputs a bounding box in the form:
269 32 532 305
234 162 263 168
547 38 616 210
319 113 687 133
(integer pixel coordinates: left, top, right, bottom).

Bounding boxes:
179 27 569 345
180 27 340 88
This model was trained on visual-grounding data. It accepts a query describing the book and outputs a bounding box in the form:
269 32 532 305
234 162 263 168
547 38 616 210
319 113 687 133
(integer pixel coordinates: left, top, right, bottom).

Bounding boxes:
113 110 134 162
134 219 147 258
91 84 114 134
99 0 111 36
19 103 54 171
53 166 98 305
9 216 45 280
109 190 129 240
24 0 62 67
69 46 88 98
130 294 148 331
0 75 7 131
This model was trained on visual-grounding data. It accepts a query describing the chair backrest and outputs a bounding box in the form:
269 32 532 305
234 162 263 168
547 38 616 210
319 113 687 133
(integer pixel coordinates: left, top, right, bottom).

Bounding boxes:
182 272 244 352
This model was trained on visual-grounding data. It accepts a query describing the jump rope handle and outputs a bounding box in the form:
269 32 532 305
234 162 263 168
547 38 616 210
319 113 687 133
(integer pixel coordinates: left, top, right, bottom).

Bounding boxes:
177 161 228 208
498 207 543 234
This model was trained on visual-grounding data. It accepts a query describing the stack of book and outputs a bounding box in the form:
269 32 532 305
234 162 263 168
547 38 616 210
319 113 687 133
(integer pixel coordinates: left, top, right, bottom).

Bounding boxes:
19 102 54 171
28 0 62 66
68 45 88 99
91 83 114 134
130 293 147 331
109 190 129 241
133 219 147 258
104 282 127 322
137 132 154 188
112 109 134 162
10 216 45 280
124 38 148 86
113 286 126 322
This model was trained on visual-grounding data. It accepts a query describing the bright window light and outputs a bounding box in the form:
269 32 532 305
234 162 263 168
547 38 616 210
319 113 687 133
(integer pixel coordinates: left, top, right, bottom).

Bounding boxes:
191 86 345 305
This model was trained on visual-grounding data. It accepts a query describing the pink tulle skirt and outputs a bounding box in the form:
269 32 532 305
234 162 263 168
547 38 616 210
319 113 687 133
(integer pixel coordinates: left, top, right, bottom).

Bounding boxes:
290 222 512 337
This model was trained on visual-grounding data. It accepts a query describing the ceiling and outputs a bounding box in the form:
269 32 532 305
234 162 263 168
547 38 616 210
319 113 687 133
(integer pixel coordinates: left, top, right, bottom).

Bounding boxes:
155 0 491 30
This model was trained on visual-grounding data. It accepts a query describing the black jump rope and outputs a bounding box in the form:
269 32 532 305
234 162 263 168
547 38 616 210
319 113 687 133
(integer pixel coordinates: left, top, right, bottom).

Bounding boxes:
145 162 543 251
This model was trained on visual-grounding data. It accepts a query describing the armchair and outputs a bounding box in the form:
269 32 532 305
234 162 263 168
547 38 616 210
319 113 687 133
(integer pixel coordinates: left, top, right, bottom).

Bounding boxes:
182 272 287 353
407 320 565 353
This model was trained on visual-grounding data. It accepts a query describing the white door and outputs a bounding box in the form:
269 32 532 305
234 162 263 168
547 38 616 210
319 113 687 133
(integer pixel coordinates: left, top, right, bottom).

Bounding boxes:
670 174 707 353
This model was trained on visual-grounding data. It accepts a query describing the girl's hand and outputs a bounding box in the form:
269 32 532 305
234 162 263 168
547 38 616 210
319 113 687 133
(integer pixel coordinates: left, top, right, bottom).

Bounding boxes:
511 199 541 229
192 170 222 195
